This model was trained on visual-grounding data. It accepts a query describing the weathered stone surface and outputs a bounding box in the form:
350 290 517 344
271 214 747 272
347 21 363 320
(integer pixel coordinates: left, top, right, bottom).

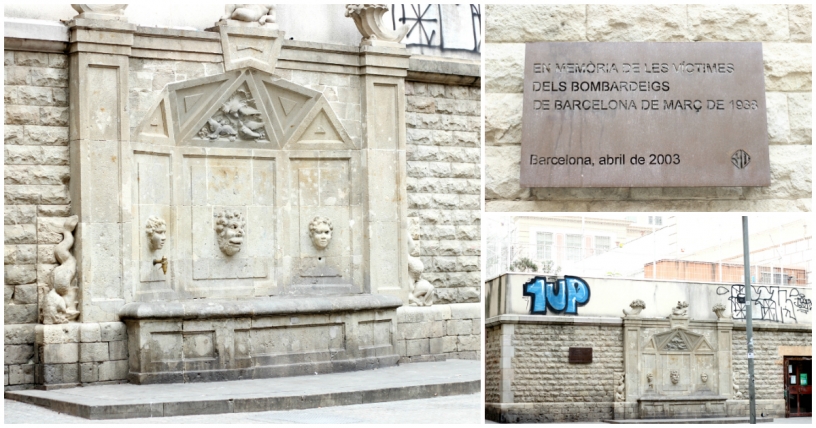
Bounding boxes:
789 5 812 43
485 93 522 145
764 42 812 92
4 205 36 225
17 86 54 106
25 125 69 146
787 93 812 144
4 224 36 244
4 105 40 125
12 284 38 305
28 68 68 87
4 244 37 265
485 145 529 201
80 342 109 363
5 165 70 186
14 52 48 67
109 340 128 360
688 5 790 41
5 145 69 165
4 265 37 285
80 362 98 383
41 343 79 364
587 5 690 41
39 107 68 127
484 43 524 94
4 344 35 364
486 5 586 42
765 92 790 144
7 364 35 385
100 322 127 342
37 216 69 244
80 324 101 343
4 304 37 325
4 185 70 205
4 324 35 345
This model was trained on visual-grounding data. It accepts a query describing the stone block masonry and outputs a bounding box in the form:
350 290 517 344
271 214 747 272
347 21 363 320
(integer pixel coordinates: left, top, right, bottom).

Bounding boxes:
485 4 812 212
397 304 481 363
4 51 71 391
405 82 481 304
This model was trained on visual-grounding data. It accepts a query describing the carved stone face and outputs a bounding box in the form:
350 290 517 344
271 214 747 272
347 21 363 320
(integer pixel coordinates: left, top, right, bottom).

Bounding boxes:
215 210 245 256
145 216 167 252
670 370 680 385
701 373 708 383
309 216 333 250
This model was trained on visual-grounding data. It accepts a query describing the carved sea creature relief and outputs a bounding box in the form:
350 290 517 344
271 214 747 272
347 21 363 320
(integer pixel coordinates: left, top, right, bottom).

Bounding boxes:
733 372 744 399
671 301 689 317
407 227 433 307
221 4 276 25
42 216 80 325
198 90 267 142
614 373 625 402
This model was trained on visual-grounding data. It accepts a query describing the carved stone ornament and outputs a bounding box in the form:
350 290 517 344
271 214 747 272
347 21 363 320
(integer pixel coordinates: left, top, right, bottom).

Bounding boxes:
197 85 269 143
309 216 333 250
647 373 655 390
214 210 245 256
345 4 410 46
733 372 744 399
71 4 128 21
670 370 680 385
701 373 709 384
614 373 625 402
145 216 167 252
407 225 433 307
712 303 727 320
219 4 278 28
671 300 689 317
41 216 80 325
623 299 646 316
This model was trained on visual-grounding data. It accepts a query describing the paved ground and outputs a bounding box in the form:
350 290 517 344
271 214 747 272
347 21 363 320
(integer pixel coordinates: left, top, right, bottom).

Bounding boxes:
5 393 481 424
4 360 484 423
485 417 813 424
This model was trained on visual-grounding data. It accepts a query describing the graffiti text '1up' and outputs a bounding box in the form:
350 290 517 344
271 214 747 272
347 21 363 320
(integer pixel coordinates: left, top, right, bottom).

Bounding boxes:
523 275 591 315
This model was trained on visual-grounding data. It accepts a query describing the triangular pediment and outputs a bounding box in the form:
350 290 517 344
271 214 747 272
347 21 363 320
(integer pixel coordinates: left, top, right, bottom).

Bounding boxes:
138 68 352 150
653 328 705 352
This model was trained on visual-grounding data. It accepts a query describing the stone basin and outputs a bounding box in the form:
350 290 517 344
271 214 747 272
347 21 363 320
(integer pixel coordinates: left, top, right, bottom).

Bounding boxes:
119 294 403 384
638 395 729 419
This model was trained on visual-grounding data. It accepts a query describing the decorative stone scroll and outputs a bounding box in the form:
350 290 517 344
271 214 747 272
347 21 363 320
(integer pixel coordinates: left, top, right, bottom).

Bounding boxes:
41 216 80 325
345 4 410 47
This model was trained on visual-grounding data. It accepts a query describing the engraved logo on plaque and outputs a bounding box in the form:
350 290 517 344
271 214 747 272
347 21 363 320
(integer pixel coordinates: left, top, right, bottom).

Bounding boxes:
731 149 751 169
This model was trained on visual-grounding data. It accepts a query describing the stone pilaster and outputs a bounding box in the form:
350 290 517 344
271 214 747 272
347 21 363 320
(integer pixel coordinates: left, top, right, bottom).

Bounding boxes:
359 45 411 302
67 16 135 322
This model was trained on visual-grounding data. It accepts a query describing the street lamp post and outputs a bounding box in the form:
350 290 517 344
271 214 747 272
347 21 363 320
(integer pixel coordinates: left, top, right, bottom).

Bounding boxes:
742 216 757 424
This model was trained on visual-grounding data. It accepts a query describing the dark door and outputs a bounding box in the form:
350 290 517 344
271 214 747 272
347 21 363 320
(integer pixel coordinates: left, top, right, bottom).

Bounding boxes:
785 357 812 417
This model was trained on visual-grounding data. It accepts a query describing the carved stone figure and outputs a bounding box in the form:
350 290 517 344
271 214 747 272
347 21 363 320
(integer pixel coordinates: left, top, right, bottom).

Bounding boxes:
308 216 333 250
215 210 245 256
701 373 708 384
614 373 625 402
664 335 689 351
41 216 80 325
221 4 277 26
71 4 127 20
733 373 744 399
671 301 689 317
670 370 680 385
145 216 167 252
197 89 267 142
623 299 646 316
407 227 433 306
712 303 726 320
345 4 410 46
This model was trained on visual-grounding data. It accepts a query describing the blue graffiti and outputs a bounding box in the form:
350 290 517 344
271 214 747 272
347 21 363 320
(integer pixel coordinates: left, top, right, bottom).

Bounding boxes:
523 275 591 315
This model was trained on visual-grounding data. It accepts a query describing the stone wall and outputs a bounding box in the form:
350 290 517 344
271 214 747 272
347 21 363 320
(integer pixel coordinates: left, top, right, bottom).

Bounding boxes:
485 4 812 212
731 323 812 417
484 325 501 404
4 51 71 390
396 303 480 363
405 81 481 303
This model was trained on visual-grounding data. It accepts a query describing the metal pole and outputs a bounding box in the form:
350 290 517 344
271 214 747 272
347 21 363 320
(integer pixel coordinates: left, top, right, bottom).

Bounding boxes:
742 216 756 423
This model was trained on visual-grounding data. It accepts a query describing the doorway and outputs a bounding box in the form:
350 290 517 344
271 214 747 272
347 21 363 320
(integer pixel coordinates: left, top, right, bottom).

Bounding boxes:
785 356 812 417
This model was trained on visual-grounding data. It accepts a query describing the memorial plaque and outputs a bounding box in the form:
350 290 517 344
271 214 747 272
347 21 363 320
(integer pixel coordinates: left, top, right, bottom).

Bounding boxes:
569 347 592 364
521 42 771 187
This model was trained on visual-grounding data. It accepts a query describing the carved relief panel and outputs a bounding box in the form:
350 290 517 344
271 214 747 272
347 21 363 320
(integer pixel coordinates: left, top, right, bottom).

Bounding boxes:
640 328 718 396
130 66 363 301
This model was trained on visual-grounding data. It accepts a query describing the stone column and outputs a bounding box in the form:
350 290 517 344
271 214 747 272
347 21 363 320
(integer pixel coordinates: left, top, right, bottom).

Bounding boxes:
621 317 642 419
717 319 734 398
359 46 411 302
499 322 515 405
66 10 135 322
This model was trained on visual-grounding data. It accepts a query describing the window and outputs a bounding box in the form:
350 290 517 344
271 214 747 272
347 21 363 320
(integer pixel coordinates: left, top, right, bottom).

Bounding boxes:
566 234 582 261
536 232 553 260
595 236 610 255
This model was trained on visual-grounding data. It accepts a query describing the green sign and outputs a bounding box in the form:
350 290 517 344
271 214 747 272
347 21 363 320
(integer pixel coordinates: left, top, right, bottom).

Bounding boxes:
800 373 808 386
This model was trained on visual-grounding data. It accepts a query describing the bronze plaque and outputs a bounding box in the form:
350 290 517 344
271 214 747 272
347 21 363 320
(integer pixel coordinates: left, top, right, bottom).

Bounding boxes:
521 42 770 187
569 347 592 364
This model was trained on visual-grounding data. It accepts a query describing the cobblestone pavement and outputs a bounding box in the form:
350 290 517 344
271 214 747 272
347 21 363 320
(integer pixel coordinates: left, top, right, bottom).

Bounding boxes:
5 393 481 424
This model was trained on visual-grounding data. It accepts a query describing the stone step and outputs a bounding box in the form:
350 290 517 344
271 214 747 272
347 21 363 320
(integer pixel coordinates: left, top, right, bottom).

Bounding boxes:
605 416 775 424
4 359 479 420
